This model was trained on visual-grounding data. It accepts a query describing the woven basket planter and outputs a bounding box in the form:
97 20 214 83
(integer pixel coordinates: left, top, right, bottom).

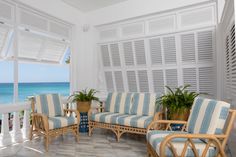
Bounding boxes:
77 101 91 112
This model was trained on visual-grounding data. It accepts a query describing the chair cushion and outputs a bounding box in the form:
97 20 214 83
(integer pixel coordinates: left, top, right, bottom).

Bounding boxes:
104 93 133 114
35 94 64 117
147 130 216 157
130 93 157 116
187 97 230 134
116 115 153 128
91 112 124 124
48 116 77 130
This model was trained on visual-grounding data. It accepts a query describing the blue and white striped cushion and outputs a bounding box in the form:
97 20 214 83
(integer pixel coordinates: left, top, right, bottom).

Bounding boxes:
91 112 124 124
116 115 153 128
187 97 230 134
104 93 133 114
147 130 216 157
35 94 64 117
130 93 157 116
48 116 77 129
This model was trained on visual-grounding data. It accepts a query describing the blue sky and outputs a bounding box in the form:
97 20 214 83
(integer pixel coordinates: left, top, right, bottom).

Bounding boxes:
0 61 69 83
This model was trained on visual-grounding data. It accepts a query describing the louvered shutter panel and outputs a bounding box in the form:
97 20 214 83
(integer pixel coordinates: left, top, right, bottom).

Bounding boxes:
230 25 236 95
127 71 138 92
114 71 124 92
100 45 111 67
225 35 231 97
163 36 177 64
181 33 196 62
110 43 121 66
166 69 178 89
197 30 213 61
0 26 10 56
138 70 149 92
134 40 146 65
104 71 114 92
152 70 164 95
149 38 162 65
49 21 70 39
199 67 214 96
0 1 13 22
183 68 197 92
123 42 135 66
121 23 144 37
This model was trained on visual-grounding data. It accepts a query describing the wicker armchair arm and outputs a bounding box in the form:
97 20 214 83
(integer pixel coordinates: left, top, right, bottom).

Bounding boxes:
31 113 49 132
153 112 165 121
147 120 188 131
64 109 80 124
160 133 226 157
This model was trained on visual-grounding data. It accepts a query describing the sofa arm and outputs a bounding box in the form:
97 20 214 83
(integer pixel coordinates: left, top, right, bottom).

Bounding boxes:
31 113 49 132
159 133 226 157
64 109 80 124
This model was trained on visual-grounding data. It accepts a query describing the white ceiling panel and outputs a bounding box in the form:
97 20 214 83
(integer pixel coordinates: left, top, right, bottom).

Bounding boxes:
62 0 128 12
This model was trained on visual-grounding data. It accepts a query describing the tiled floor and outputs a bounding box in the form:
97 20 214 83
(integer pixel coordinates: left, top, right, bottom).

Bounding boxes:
0 129 147 157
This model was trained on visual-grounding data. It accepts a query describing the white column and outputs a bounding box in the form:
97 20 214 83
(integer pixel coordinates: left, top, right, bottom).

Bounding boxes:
12 112 23 142
1 113 12 145
22 109 30 139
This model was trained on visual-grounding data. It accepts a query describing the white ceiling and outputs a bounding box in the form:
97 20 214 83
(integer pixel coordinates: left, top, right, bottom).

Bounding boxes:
62 0 129 12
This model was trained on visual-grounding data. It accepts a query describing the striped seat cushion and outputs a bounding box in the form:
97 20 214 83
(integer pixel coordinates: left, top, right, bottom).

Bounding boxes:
105 93 133 114
48 116 77 130
116 114 153 128
35 94 64 117
91 112 124 124
147 130 216 157
130 93 157 116
187 97 230 134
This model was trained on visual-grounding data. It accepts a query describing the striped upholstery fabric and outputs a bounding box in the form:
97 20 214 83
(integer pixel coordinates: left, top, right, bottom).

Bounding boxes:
130 93 157 116
147 130 216 157
187 97 230 134
104 93 133 114
48 116 77 129
91 112 124 124
116 115 153 128
35 94 64 117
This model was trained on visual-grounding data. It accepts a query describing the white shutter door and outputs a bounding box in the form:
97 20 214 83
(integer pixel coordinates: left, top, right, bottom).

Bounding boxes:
152 70 164 95
123 41 135 66
183 68 197 92
197 30 213 61
100 45 111 67
163 36 177 64
149 38 162 65
166 69 178 89
138 70 149 92
225 35 231 97
127 71 138 92
181 33 196 63
199 67 214 96
230 25 236 96
134 40 146 65
104 71 114 92
114 71 125 92
110 43 121 66
0 26 10 56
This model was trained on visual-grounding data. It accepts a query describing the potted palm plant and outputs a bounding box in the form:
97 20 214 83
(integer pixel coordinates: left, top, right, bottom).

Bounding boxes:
69 88 99 112
157 85 200 121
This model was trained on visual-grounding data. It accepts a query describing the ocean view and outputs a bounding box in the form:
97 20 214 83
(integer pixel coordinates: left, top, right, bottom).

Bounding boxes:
0 82 70 104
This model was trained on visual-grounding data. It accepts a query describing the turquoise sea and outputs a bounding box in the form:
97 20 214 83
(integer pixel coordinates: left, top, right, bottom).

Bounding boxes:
0 82 70 105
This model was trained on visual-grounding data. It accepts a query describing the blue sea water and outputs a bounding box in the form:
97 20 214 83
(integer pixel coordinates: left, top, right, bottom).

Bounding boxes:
0 82 69 104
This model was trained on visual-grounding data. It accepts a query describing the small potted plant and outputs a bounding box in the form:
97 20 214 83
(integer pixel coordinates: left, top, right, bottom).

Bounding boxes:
69 88 99 112
157 85 200 121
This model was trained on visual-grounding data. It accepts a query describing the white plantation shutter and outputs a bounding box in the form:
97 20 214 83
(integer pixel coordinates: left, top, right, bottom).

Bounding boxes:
114 71 124 92
163 36 177 64
0 1 13 23
123 41 135 66
181 33 196 62
166 69 178 89
152 70 164 95
0 26 12 57
183 68 197 92
225 35 231 97
110 43 121 66
134 40 146 65
49 21 70 39
100 45 111 67
149 38 162 65
127 71 138 92
199 67 214 96
138 70 149 92
105 71 114 92
121 23 144 37
197 30 213 61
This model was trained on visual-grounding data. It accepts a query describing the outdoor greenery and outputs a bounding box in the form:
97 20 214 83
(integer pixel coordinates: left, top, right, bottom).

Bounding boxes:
69 88 99 102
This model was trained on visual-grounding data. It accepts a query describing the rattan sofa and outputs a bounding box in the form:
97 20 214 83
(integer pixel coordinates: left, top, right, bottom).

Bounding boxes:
146 97 236 157
88 92 162 141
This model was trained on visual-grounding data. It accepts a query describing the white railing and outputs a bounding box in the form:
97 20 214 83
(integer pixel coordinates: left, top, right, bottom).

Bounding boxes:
0 101 31 146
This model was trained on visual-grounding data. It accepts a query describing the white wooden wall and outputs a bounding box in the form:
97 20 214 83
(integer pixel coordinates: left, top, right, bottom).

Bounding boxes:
97 2 217 96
